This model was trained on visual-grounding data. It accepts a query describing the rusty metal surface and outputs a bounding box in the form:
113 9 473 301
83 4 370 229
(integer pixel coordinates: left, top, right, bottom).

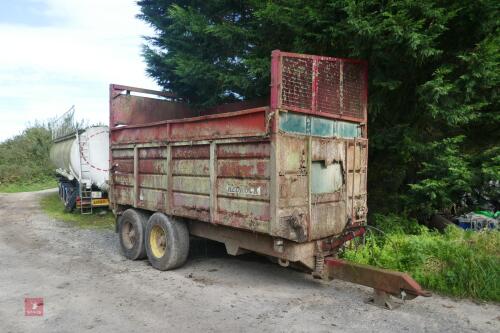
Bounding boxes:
110 50 368 245
325 257 431 299
325 226 366 251
111 107 269 144
270 50 368 123
188 219 316 270
346 139 368 225
281 56 313 110
272 132 367 242
110 85 193 127
215 141 272 232
111 138 273 233
109 130 367 242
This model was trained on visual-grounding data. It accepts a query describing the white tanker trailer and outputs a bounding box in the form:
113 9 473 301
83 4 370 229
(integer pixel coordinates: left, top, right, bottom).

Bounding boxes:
49 126 110 213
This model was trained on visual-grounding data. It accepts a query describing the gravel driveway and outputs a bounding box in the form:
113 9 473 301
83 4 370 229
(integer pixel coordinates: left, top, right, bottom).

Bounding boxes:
0 189 498 333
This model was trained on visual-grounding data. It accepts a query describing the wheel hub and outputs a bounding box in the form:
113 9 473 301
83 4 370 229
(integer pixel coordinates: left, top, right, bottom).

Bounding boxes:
150 225 167 258
121 221 136 250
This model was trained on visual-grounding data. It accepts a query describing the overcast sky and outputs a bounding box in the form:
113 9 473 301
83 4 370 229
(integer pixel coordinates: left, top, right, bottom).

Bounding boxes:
0 0 159 142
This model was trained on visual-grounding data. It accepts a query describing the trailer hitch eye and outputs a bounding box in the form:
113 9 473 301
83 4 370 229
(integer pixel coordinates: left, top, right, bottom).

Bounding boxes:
278 258 289 267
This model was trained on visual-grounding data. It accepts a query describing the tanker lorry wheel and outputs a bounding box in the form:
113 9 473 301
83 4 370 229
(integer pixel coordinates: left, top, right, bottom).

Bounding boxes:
64 188 77 213
145 213 189 271
118 209 149 260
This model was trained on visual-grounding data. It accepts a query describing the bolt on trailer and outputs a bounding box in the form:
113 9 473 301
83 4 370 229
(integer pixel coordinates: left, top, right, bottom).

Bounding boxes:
109 50 430 308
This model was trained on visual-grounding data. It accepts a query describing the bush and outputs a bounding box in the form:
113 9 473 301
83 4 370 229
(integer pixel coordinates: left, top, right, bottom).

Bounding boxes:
0 124 55 191
343 214 500 301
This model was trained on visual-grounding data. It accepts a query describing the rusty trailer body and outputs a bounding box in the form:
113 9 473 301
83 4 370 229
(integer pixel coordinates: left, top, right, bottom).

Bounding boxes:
110 50 428 306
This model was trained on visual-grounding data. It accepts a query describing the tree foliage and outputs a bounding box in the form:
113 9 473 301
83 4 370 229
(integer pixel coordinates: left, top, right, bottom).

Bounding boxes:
0 123 54 186
138 0 499 217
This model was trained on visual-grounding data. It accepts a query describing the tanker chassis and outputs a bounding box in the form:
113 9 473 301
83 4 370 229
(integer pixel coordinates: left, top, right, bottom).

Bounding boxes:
109 51 430 308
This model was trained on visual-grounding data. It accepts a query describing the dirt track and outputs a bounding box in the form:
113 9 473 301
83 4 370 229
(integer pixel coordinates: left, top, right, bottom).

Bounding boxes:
0 189 498 333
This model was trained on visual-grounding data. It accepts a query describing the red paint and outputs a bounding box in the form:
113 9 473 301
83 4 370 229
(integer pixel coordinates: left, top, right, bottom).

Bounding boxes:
326 227 366 250
138 160 160 174
217 160 270 179
111 108 268 144
25 298 44 316
217 142 271 158
109 50 368 238
113 159 133 173
324 257 431 298
270 50 368 125
139 147 167 159
172 145 210 159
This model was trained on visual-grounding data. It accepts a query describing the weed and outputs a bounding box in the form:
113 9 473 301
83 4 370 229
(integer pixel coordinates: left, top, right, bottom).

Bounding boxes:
343 214 500 301
40 192 114 230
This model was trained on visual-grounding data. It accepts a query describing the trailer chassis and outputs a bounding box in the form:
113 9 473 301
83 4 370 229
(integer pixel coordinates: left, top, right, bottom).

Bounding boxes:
182 218 430 309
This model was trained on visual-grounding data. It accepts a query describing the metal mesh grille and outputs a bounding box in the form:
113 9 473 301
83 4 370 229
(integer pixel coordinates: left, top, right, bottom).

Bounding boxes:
281 56 313 110
278 53 367 121
341 62 364 119
317 60 341 115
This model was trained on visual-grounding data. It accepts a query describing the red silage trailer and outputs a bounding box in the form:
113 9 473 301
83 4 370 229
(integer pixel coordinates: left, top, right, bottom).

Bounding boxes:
109 50 429 308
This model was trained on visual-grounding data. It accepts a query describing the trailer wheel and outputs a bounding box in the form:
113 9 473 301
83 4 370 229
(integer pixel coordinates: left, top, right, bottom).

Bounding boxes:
64 188 77 212
145 213 189 271
118 209 149 260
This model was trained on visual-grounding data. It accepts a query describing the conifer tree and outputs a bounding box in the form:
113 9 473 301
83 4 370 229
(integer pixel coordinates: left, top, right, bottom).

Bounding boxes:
138 0 499 216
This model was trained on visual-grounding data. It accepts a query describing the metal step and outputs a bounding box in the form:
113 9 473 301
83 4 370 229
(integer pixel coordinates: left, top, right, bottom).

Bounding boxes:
77 131 93 215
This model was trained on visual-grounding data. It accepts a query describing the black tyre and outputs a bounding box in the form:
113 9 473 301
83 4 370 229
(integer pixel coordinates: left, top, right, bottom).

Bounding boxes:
145 213 189 271
61 183 69 202
64 188 77 212
118 209 149 260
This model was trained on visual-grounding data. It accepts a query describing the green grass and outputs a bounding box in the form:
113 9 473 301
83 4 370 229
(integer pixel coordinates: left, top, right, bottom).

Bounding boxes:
342 214 500 302
40 192 115 230
0 178 57 193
